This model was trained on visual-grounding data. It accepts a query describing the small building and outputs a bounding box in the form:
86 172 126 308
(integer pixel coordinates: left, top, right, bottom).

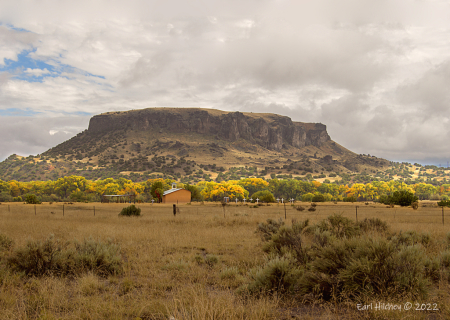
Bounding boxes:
162 184 191 204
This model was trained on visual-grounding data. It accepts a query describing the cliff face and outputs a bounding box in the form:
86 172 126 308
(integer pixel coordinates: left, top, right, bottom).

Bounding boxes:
88 108 330 150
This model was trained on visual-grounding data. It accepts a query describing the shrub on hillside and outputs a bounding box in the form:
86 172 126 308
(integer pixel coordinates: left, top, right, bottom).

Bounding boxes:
119 205 141 216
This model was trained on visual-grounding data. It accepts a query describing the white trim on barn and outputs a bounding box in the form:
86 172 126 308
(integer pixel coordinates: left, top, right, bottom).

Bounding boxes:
163 188 183 196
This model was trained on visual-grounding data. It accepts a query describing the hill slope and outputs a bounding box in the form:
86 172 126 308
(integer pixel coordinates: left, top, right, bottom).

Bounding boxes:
0 108 391 182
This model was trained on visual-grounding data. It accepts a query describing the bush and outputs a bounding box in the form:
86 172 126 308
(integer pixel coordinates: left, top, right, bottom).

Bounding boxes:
251 190 275 203
343 196 357 203
119 205 141 216
7 235 122 277
0 233 14 251
391 190 418 206
299 238 430 300
301 193 314 202
381 191 418 207
246 254 303 295
310 214 360 239
24 194 41 204
256 219 285 242
438 199 450 207
311 194 325 202
357 218 389 234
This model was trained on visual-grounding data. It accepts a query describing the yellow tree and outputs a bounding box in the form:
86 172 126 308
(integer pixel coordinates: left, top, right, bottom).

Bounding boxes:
237 178 269 195
201 182 248 201
351 183 366 200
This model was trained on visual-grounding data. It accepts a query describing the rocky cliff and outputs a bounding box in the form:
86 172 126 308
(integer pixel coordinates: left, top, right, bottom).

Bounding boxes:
88 108 330 150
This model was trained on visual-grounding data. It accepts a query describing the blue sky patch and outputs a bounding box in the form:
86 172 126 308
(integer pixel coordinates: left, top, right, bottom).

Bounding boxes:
0 48 105 83
0 108 42 117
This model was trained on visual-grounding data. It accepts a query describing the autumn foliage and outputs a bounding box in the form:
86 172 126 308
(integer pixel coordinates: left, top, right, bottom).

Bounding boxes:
0 176 448 203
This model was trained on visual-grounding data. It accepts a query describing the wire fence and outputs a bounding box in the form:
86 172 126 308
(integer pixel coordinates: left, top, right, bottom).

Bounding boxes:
0 202 448 225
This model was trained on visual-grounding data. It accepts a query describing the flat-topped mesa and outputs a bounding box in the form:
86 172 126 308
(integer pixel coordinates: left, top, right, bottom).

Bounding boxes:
88 108 330 150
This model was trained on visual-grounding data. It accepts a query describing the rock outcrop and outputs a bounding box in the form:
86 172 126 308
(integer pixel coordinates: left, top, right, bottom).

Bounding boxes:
88 108 330 150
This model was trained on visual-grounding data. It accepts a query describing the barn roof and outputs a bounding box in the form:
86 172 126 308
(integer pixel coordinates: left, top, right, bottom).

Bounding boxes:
163 188 188 196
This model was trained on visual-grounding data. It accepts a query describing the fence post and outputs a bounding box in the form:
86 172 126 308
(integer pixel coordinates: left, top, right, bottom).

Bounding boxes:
173 204 176 216
356 206 358 222
63 204 64 216
35 205 36 215
94 206 95 216
443 206 445 225
284 202 287 220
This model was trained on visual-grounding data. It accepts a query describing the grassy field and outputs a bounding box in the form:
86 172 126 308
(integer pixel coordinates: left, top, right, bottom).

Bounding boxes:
0 201 449 319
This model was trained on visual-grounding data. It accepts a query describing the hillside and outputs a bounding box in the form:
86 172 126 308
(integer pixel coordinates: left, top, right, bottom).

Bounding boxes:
0 108 392 183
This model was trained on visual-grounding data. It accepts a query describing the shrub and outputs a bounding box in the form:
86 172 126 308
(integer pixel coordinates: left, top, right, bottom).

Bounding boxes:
299 238 431 300
381 191 418 207
296 206 305 211
119 205 141 216
308 206 316 212
312 194 325 202
251 190 276 203
246 254 303 295
205 254 219 267
357 218 389 234
338 240 430 299
390 231 431 247
343 196 357 203
412 201 419 210
310 214 360 239
262 226 305 262
25 194 41 204
391 190 418 206
256 219 285 242
8 235 122 277
0 233 14 251
438 199 450 207
301 193 314 202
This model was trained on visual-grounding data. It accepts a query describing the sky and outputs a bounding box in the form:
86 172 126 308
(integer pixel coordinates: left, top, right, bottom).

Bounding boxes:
1 0 450 165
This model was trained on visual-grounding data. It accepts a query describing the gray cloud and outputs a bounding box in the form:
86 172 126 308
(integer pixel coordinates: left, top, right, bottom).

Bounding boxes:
1 0 450 164
0 116 90 160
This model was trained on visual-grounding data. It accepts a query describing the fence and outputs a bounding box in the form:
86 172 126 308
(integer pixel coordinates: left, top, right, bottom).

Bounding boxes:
0 202 448 225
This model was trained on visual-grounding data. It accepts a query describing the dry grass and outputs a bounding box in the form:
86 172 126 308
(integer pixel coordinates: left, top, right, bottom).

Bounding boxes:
0 201 449 319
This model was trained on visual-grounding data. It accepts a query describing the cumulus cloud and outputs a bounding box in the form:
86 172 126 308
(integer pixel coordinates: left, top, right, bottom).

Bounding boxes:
0 0 450 163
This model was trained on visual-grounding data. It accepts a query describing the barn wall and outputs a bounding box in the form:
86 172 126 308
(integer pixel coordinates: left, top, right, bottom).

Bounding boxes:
163 189 191 203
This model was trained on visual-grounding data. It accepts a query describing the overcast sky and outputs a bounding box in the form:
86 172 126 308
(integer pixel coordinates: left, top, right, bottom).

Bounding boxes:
1 0 450 165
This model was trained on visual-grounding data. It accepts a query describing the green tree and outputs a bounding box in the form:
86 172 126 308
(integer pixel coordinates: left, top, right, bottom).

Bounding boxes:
251 190 276 203
184 183 202 201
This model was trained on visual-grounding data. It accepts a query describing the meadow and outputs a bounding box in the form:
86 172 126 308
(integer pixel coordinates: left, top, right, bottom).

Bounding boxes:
0 201 449 319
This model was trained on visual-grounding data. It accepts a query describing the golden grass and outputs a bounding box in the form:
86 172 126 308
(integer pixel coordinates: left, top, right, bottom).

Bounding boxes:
0 201 449 319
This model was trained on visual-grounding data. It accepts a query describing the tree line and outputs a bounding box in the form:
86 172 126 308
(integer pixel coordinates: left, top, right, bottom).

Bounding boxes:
0 176 449 203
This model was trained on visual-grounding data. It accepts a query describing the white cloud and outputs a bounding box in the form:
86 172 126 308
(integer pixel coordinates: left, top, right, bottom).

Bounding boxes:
24 68 50 76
